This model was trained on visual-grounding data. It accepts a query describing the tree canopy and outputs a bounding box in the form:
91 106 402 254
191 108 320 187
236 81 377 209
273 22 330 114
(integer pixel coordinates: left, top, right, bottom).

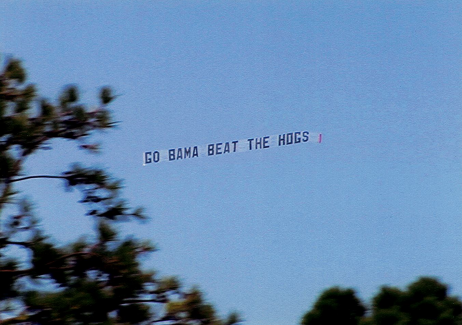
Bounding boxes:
301 277 462 325
300 287 366 325
0 57 240 325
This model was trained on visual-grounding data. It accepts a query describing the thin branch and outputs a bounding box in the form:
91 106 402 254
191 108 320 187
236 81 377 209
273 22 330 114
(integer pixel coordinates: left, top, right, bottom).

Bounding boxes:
151 315 178 323
1 240 31 247
45 251 100 266
9 175 67 183
0 268 30 275
123 298 169 304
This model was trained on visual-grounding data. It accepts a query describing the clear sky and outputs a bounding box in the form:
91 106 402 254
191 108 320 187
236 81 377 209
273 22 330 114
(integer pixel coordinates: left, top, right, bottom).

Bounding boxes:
1 1 462 324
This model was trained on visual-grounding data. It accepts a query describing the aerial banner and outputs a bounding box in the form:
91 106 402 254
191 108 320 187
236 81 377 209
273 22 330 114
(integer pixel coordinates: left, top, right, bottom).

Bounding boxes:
143 130 322 165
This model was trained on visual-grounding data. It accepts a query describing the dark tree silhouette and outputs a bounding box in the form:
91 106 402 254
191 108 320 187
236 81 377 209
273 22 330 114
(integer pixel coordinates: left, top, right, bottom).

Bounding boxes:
370 277 462 325
301 277 462 325
301 287 366 325
0 57 240 325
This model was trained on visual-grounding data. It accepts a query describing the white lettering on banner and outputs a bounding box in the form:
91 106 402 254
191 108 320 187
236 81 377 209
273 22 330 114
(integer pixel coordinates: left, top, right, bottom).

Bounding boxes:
143 131 321 165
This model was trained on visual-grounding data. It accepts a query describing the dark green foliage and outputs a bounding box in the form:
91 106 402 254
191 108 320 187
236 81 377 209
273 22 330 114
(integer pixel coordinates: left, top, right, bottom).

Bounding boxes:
4 59 26 83
371 277 462 325
371 287 407 325
60 85 79 106
301 287 366 325
0 58 241 325
100 87 115 105
301 278 462 325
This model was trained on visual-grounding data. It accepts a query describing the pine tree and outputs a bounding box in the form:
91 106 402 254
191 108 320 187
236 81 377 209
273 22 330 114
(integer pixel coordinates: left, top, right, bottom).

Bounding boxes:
301 277 462 325
0 57 240 325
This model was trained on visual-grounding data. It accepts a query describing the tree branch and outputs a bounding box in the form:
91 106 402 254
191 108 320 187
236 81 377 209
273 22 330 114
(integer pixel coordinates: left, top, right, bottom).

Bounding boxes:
46 251 100 265
1 239 31 247
0 251 101 275
9 175 67 183
123 298 169 304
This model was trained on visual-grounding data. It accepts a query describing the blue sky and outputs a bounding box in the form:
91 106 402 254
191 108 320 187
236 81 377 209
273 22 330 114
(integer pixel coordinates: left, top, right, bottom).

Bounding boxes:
1 1 462 324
